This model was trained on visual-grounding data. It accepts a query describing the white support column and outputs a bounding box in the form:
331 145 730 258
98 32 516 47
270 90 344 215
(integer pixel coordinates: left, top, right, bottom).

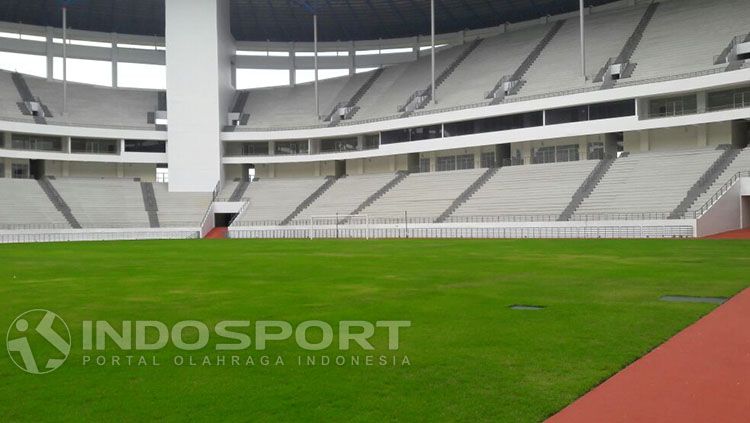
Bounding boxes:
63 136 71 154
289 42 297 87
62 6 68 115
697 124 708 147
3 158 11 178
2 131 10 149
579 0 586 82
639 130 650 152
45 27 54 82
697 91 708 114
430 0 436 105
109 38 118 88
348 41 356 75
165 0 234 191
313 14 320 120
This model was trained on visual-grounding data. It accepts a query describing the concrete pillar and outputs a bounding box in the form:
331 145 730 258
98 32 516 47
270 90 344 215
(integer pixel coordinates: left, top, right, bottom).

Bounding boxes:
697 124 708 147
268 141 275 155
2 131 10 149
429 151 437 172
349 42 356 75
165 0 234 192
639 130 650 152
46 27 54 82
390 155 397 172
697 91 708 114
63 136 71 154
3 158 11 178
578 136 588 160
473 148 482 169
289 42 297 87
521 142 532 165
111 33 119 88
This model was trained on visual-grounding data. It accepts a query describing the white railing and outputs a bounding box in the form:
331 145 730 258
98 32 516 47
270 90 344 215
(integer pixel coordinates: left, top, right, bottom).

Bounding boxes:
691 171 750 218
0 228 200 244
229 221 694 240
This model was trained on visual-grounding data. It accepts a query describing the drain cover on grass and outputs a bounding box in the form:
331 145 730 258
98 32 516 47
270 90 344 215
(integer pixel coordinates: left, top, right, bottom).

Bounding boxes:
509 305 545 310
660 295 727 304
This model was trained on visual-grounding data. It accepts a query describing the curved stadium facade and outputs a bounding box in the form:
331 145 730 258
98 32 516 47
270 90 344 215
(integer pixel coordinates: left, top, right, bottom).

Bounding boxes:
1 0 749 242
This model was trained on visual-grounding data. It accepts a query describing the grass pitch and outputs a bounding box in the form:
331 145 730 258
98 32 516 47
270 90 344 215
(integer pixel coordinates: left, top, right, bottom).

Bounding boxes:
1 239 748 422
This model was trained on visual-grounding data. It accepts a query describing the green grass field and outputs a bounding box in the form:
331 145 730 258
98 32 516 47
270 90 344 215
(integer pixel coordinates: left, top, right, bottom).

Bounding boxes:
1 239 748 422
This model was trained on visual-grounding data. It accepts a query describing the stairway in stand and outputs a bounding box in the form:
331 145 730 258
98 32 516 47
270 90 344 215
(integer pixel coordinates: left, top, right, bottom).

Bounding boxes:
205 227 228 239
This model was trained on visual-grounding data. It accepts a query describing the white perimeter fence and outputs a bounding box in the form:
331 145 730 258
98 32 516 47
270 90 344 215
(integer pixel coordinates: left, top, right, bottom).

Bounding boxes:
0 228 200 244
229 220 696 240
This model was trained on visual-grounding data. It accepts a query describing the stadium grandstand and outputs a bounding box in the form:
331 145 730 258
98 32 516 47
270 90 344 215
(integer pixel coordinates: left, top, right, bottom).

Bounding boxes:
0 0 749 242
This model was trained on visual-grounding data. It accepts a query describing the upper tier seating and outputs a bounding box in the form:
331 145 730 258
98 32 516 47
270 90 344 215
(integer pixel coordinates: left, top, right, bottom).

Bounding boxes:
345 45 467 121
0 71 22 118
0 178 70 228
359 169 486 220
575 148 723 216
451 160 599 218
630 0 750 80
520 5 647 97
2 1 747 130
690 147 750 212
235 177 328 224
23 75 156 128
293 173 397 222
51 178 150 228
152 183 213 227
422 24 550 111
241 72 373 128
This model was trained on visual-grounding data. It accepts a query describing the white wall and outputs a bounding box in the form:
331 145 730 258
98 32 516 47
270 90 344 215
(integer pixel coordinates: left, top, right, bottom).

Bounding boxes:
697 181 742 237
165 0 234 192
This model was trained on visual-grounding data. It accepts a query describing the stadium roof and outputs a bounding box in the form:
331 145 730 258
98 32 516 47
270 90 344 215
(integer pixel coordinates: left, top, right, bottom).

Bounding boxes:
0 0 621 43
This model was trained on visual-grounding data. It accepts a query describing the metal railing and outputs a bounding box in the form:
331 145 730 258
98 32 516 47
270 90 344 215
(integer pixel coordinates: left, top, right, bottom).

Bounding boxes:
229 224 694 240
232 210 689 228
0 223 71 230
691 171 750 218
0 113 157 131
0 228 200 244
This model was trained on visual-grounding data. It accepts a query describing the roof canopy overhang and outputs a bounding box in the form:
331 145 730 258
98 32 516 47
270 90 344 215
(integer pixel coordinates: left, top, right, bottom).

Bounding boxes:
0 0 621 43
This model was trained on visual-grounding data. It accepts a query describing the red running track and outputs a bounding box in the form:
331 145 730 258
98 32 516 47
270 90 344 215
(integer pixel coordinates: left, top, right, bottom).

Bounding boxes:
706 228 750 239
548 288 750 423
204 227 228 239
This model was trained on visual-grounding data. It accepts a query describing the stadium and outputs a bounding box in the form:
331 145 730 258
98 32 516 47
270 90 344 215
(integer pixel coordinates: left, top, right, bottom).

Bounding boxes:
0 0 748 421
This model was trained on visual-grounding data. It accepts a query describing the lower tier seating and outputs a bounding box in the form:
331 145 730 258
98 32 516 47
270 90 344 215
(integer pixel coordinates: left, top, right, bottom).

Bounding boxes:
0 179 69 228
52 178 150 228
359 169 486 220
152 183 213 227
294 173 397 223
575 148 723 216
452 160 599 218
234 177 328 225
